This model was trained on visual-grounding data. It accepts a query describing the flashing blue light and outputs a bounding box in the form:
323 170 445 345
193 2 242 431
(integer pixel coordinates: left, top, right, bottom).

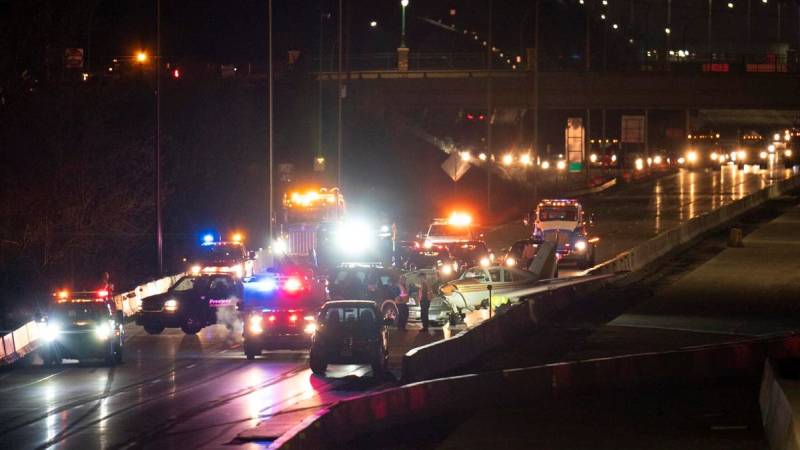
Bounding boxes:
202 234 214 244
248 278 277 293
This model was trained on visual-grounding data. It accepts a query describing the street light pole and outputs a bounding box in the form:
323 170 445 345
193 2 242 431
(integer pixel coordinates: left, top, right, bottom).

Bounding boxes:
337 0 343 188
487 0 493 215
401 0 409 47
708 0 713 54
155 0 163 275
268 0 274 242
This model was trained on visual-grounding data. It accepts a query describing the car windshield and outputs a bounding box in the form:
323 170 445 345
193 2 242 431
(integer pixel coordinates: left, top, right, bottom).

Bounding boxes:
428 224 469 237
321 306 377 326
461 268 489 282
539 207 578 221
51 303 107 322
196 244 244 262
333 269 367 286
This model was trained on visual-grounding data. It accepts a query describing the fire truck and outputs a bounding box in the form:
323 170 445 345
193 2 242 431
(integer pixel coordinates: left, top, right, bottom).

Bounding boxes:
276 187 346 269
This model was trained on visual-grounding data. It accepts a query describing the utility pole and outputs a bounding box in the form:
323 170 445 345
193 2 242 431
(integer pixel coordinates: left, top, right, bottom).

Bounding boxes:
532 0 540 202
268 0 274 242
586 0 591 71
156 0 163 275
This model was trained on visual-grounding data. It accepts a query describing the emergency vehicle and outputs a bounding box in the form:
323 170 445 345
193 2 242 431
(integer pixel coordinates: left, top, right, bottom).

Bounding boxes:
423 212 476 248
39 289 124 365
189 234 255 278
274 187 345 269
529 199 597 269
240 267 328 358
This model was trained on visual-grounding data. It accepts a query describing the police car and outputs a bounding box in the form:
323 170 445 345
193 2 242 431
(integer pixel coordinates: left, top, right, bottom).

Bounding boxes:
39 290 124 365
241 268 327 358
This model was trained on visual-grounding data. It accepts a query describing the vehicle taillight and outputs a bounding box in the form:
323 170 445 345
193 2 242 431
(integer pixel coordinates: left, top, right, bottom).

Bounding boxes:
268 315 276 323
289 314 298 323
283 277 303 293
97 290 109 298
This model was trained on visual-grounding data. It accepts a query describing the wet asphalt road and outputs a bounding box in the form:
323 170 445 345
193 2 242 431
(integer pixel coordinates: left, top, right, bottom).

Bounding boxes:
486 165 797 276
0 323 388 450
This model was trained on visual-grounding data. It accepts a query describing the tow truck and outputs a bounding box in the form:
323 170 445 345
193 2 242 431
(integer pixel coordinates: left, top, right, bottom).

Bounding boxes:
189 233 256 278
39 289 124 365
680 129 723 169
241 267 328 359
528 199 597 269
273 187 346 270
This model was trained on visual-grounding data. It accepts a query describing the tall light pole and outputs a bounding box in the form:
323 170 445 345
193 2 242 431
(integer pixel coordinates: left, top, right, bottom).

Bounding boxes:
337 0 343 188
487 0 493 214
155 0 163 275
268 0 274 242
708 0 713 54
401 0 409 47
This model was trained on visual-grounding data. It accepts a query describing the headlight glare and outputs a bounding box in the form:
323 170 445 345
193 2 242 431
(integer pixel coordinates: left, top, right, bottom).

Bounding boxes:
249 315 264 334
575 240 587 251
164 299 178 312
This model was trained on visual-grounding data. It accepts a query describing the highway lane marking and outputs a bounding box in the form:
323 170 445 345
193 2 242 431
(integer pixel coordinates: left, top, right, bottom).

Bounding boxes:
0 370 68 394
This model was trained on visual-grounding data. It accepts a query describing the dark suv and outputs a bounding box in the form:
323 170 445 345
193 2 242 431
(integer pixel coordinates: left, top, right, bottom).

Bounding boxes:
309 301 391 376
39 293 124 366
137 274 242 335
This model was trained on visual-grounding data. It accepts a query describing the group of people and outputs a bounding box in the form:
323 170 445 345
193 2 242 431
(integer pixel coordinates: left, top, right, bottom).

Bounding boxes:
388 272 432 332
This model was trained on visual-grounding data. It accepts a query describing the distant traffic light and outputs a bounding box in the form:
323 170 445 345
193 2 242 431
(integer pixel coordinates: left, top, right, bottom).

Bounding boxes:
172 68 180 79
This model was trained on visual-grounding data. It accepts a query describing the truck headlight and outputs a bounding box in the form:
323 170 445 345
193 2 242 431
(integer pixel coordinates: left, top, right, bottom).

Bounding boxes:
480 257 491 267
303 323 317 334
505 257 516 267
687 151 698 163
440 265 453 276
43 322 61 342
249 315 264 334
575 240 587 251
95 321 113 340
190 265 201 275
164 299 178 312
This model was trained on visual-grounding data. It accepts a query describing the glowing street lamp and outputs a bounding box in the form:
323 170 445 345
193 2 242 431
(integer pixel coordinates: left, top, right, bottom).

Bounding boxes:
478 152 487 161
520 154 532 166
400 0 409 47
502 154 514 166
460 151 472 162
135 51 149 63
556 160 566 170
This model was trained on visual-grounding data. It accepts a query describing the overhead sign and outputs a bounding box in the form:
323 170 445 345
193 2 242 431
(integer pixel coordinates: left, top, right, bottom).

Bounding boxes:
64 48 84 69
565 118 584 172
621 115 646 143
441 152 471 182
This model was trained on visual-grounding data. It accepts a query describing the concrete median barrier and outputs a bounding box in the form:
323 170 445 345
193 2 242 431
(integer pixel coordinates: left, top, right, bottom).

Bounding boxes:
401 274 617 383
274 333 800 450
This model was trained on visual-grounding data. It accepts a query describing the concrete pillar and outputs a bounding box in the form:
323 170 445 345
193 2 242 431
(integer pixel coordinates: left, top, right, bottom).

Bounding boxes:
397 47 409 72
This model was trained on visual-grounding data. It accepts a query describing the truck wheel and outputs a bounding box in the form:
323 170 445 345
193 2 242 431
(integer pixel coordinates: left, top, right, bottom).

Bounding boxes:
181 316 202 335
144 323 165 335
309 352 327 375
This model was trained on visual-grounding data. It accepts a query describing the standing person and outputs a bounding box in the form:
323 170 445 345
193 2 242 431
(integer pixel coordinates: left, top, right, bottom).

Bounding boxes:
393 275 409 330
416 273 431 332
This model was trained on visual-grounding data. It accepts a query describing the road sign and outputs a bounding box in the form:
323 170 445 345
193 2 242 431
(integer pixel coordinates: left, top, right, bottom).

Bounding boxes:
565 118 584 169
441 152 470 182
64 48 84 69
621 115 645 143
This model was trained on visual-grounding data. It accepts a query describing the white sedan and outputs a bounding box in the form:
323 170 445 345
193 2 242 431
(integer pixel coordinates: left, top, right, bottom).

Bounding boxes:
438 266 539 313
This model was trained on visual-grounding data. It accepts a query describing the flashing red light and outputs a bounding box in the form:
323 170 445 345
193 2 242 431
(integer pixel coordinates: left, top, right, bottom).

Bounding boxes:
283 277 303 293
97 290 109 298
289 314 298 323
478 114 485 121
466 113 474 120
173 68 180 79
268 315 276 323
